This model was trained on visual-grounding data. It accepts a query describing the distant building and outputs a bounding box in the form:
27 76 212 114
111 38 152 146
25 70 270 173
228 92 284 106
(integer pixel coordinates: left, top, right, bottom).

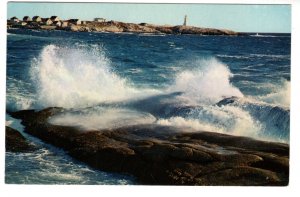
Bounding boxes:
69 19 81 25
23 16 32 22
10 16 19 23
53 21 62 27
61 21 69 27
81 21 86 25
41 18 53 25
94 18 106 22
183 15 187 26
50 16 60 22
32 16 42 22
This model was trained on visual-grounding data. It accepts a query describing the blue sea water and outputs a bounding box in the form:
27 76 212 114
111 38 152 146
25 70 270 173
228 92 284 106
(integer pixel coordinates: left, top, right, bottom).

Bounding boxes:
6 29 290 184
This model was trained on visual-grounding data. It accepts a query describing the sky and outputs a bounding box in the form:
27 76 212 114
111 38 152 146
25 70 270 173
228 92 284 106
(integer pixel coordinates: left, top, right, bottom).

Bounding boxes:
7 2 291 33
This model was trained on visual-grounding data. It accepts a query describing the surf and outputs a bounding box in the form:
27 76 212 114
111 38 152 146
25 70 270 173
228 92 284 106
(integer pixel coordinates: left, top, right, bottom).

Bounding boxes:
7 43 290 143
29 44 159 109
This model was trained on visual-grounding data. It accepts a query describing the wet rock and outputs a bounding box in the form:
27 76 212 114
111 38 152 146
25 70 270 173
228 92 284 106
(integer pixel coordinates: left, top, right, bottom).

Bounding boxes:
9 107 289 185
5 126 35 152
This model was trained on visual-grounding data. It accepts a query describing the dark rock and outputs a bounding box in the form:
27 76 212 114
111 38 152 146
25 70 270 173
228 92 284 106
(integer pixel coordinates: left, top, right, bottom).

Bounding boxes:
5 126 35 152
9 107 289 185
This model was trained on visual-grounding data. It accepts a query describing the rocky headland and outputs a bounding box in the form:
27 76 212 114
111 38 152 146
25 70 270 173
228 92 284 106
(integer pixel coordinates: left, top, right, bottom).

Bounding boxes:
64 22 239 35
8 107 289 185
7 17 239 35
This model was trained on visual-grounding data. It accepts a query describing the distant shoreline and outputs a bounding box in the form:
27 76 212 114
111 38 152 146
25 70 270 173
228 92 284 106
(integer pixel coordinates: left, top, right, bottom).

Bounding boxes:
7 16 240 36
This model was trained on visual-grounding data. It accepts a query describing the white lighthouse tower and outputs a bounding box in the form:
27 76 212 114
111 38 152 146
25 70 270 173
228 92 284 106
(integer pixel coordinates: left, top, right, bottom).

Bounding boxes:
183 15 187 26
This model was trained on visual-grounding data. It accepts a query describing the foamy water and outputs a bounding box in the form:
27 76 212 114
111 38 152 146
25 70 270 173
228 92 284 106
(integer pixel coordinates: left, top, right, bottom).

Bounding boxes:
6 30 290 183
169 58 244 105
7 41 290 142
30 44 159 108
5 115 135 184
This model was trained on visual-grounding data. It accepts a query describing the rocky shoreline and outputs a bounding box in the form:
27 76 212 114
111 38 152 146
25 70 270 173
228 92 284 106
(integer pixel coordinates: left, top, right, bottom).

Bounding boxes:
8 107 289 185
8 19 239 35
5 126 35 152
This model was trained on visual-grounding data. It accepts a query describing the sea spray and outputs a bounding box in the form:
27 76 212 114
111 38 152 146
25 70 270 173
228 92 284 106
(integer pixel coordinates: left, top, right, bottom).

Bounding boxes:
169 58 244 105
6 30 291 185
48 107 156 130
30 44 158 108
10 43 289 143
156 104 264 141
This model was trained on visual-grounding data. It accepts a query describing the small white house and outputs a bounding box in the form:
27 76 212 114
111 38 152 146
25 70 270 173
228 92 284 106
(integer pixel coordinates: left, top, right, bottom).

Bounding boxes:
32 16 42 22
10 16 19 23
50 16 60 22
94 18 106 22
23 16 32 22
42 18 53 25
53 21 62 27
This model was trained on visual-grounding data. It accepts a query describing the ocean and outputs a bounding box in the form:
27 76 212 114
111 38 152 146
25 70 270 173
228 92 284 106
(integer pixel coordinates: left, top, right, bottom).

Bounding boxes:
6 29 290 184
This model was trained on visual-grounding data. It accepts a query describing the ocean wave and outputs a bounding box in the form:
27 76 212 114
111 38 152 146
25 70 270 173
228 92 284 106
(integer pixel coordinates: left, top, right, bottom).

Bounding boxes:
255 79 290 108
157 104 261 136
29 44 159 109
6 77 35 111
250 34 290 38
26 50 244 110
138 33 166 37
216 96 289 142
216 54 250 59
249 54 290 59
217 54 290 60
7 32 61 41
7 43 290 142
168 58 243 105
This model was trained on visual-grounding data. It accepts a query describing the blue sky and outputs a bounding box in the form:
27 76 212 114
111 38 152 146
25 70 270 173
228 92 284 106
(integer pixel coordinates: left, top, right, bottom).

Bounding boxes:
7 3 291 33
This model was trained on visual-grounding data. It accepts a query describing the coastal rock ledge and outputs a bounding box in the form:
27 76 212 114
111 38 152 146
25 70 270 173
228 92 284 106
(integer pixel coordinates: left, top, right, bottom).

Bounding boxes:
9 107 289 185
6 126 35 152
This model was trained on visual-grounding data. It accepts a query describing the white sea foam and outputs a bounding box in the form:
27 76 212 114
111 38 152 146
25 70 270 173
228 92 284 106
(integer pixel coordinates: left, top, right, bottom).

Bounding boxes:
138 33 166 37
216 54 250 59
256 80 290 108
49 108 156 130
30 44 158 108
250 34 290 38
157 104 263 139
249 54 290 59
7 43 289 142
169 58 243 105
217 54 290 60
6 77 35 111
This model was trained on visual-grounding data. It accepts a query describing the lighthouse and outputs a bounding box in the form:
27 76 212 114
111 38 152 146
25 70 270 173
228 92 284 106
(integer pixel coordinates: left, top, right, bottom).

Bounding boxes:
183 15 187 26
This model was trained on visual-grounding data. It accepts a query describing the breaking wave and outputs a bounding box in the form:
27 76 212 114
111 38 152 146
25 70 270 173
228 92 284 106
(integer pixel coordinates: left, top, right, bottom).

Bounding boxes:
6 77 35 111
7 44 290 143
169 58 244 105
256 80 290 108
29 44 158 108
